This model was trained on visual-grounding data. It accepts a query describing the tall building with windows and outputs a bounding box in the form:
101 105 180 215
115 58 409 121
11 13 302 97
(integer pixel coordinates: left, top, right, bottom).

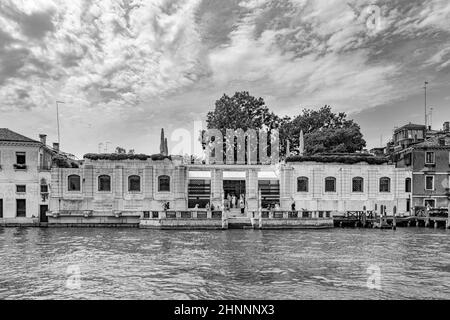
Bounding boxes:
0 128 66 225
393 122 450 211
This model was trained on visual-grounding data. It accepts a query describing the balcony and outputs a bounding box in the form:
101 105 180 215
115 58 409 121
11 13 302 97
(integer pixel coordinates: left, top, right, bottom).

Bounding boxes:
13 164 27 171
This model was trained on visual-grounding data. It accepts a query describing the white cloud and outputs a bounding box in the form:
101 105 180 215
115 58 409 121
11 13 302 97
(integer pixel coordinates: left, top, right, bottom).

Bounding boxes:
1 0 450 156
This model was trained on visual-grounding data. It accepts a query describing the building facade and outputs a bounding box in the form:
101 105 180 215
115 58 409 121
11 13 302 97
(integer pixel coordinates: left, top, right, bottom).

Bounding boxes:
394 131 450 210
48 153 412 225
0 129 54 224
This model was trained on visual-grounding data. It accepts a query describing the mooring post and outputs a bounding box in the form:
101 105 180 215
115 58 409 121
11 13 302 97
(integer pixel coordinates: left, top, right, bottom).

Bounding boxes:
258 190 262 229
425 206 430 228
447 204 450 229
392 206 397 230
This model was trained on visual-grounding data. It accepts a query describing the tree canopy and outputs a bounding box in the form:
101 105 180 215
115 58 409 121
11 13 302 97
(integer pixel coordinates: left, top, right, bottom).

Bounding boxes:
203 91 366 156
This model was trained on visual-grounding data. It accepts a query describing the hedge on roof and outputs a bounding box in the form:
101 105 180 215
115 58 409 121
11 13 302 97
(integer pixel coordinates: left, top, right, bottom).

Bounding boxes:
285 154 389 165
83 153 171 161
53 155 80 168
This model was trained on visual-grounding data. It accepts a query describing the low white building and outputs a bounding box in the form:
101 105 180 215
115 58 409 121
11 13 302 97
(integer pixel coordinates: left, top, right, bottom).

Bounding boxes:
284 159 411 214
47 153 412 226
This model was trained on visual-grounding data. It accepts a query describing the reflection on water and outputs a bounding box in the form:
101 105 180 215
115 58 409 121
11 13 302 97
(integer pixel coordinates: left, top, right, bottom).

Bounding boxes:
0 227 449 299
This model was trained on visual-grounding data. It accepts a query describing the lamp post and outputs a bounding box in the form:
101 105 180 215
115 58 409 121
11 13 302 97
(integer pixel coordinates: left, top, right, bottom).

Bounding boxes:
424 81 428 127
56 100 65 146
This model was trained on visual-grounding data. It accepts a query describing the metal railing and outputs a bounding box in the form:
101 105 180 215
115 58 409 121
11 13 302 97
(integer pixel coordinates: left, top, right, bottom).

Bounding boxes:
251 210 333 219
145 210 224 220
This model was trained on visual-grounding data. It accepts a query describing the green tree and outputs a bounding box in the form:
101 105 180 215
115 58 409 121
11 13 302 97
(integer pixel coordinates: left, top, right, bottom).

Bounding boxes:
201 93 366 158
205 91 281 131
280 105 366 155
115 147 126 154
200 92 281 162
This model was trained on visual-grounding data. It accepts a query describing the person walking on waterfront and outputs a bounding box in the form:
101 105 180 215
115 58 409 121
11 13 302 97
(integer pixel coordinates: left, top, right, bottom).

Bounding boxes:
240 197 245 214
232 194 236 209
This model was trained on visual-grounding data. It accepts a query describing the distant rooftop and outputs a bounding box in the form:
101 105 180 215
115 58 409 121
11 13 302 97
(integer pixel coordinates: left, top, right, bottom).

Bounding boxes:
394 123 426 134
0 128 40 144
412 134 450 149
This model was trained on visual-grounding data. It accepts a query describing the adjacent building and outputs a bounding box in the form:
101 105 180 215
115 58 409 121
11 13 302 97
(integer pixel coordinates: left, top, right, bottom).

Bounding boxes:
393 123 450 211
0 128 75 225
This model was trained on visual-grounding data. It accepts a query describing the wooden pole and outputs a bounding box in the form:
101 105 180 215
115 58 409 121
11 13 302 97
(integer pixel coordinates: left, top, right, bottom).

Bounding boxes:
258 189 262 229
447 203 450 229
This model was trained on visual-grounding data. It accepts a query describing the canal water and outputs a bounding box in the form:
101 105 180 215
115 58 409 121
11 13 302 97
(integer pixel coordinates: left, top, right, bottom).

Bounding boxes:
0 227 449 299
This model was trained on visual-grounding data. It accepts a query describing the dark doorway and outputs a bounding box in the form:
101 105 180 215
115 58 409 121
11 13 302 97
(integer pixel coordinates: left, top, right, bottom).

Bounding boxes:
0 199 3 218
406 198 411 213
40 205 48 223
223 180 246 199
224 180 246 211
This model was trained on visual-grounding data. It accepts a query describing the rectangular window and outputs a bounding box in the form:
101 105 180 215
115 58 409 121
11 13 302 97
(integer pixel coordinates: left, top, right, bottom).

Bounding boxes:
325 178 336 192
40 184 48 193
425 151 435 164
352 178 363 192
16 152 26 165
16 185 26 193
424 199 435 208
404 153 412 166
297 177 308 192
16 199 26 217
425 176 434 191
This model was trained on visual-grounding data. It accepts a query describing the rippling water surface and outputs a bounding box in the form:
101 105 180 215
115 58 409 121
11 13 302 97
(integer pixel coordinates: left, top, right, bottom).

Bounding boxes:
0 227 449 299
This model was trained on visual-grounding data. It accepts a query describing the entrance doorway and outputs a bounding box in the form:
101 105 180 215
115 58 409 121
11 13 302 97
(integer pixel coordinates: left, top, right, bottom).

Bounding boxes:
40 205 48 223
223 180 246 209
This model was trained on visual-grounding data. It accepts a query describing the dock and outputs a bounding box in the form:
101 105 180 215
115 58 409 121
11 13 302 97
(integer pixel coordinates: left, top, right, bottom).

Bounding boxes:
140 209 334 230
333 210 450 229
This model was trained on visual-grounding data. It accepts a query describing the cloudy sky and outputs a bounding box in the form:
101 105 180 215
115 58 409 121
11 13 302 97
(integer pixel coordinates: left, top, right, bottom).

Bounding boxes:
0 0 449 158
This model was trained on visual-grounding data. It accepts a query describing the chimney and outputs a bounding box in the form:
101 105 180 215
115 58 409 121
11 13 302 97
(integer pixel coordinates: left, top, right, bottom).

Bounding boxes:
53 142 59 152
443 121 450 133
39 134 47 145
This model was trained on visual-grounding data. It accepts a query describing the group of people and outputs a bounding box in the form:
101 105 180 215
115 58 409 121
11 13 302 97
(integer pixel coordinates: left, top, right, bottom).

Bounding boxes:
225 193 245 213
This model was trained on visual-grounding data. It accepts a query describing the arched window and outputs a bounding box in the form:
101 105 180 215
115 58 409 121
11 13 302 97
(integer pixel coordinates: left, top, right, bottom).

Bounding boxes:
405 178 411 193
98 175 111 191
128 175 141 192
297 177 309 192
158 175 170 192
380 177 391 192
325 177 336 192
68 175 81 191
352 177 364 192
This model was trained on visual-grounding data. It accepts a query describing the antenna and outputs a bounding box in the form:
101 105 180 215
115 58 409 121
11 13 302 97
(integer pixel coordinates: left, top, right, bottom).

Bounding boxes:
424 81 428 127
429 107 433 129
56 101 65 146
